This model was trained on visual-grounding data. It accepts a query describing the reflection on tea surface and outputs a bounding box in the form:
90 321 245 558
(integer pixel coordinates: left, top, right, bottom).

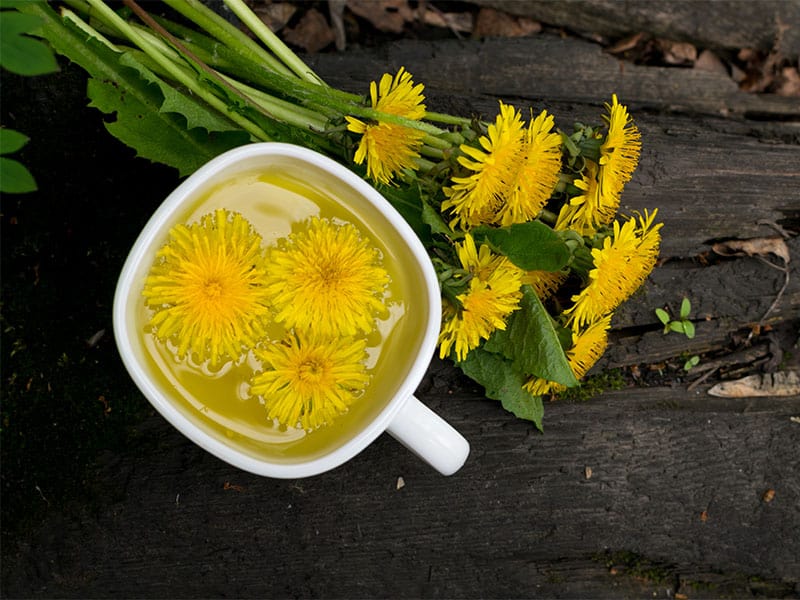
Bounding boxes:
137 168 425 462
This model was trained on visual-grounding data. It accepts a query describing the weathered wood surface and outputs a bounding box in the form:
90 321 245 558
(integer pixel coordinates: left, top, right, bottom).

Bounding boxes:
2 21 799 600
473 0 800 59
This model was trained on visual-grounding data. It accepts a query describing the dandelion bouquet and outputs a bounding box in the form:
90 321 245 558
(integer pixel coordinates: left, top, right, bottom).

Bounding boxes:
21 0 662 430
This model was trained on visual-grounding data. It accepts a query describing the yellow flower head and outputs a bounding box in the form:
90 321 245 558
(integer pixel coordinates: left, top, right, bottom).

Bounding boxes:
444 105 561 229
524 314 612 396
345 67 426 185
264 217 390 338
521 269 567 301
443 102 525 229
599 95 641 200
566 209 662 328
555 160 619 236
496 109 563 226
142 209 271 366
438 235 523 361
250 331 370 430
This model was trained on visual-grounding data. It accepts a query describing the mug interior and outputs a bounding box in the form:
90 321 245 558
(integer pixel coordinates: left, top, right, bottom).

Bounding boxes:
113 144 440 477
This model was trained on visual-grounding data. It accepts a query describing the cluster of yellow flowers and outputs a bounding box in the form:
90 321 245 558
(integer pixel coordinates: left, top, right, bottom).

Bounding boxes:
345 69 662 398
143 212 390 430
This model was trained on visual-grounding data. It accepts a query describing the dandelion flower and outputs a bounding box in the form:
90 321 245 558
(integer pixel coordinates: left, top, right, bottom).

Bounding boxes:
555 161 619 236
599 94 641 200
345 67 426 185
521 269 567 301
496 109 563 226
438 235 523 361
524 314 612 396
251 332 370 430
143 209 271 366
444 105 561 229
443 102 525 229
566 209 662 328
264 217 390 338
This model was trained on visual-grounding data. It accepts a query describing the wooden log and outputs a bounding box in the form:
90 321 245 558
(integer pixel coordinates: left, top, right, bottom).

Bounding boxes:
470 0 800 59
2 24 798 600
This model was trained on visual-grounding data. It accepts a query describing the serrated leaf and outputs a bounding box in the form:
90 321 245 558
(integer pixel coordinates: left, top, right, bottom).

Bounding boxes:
420 197 453 238
458 347 544 430
0 9 59 76
472 221 570 271
18 2 249 176
484 286 578 387
0 156 37 193
0 128 29 155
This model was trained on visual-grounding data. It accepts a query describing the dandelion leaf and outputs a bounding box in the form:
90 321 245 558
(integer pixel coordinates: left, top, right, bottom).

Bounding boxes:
19 2 249 176
484 286 578 387
458 347 544 430
472 221 570 271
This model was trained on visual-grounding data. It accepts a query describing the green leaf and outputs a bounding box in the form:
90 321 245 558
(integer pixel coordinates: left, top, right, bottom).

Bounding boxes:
683 355 700 371
0 9 59 76
0 128 29 155
654 307 670 326
472 221 570 271
680 297 692 319
19 2 249 176
0 156 37 193
484 286 578 387
458 347 544 430
420 197 453 238
683 320 696 339
669 321 685 334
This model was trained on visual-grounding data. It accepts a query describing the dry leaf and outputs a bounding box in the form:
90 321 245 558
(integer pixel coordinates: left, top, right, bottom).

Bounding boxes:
422 8 472 33
254 2 297 33
282 8 335 53
708 371 800 397
606 32 647 55
346 0 414 34
474 7 540 38
694 49 728 75
712 237 791 263
762 488 776 503
657 39 697 65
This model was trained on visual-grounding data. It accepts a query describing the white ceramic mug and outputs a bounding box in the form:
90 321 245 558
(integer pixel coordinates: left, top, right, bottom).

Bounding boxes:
113 142 470 478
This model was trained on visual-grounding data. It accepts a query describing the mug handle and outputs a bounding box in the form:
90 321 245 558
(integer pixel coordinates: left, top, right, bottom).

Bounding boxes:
386 395 470 476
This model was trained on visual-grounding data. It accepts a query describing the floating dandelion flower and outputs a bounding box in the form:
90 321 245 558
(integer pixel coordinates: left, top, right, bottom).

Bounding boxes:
264 217 390 338
345 67 427 185
438 235 523 361
251 332 370 430
599 94 641 200
142 209 271 366
566 209 662 328
443 102 525 229
525 314 612 396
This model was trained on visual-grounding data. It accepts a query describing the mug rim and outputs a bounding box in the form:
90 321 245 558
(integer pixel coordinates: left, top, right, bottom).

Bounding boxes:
112 142 442 478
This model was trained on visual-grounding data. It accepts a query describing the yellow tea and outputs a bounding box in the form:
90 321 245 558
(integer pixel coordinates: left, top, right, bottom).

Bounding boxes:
134 166 429 463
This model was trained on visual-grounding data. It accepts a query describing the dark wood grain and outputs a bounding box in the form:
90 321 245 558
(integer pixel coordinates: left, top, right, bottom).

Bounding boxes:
2 18 799 600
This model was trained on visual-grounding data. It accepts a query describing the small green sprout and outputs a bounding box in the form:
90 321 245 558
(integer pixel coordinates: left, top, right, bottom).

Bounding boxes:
683 355 700 371
655 297 696 339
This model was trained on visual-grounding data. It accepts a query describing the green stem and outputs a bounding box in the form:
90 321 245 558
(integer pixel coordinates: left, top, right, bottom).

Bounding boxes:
84 0 270 141
425 110 473 127
161 0 295 79
222 0 324 86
